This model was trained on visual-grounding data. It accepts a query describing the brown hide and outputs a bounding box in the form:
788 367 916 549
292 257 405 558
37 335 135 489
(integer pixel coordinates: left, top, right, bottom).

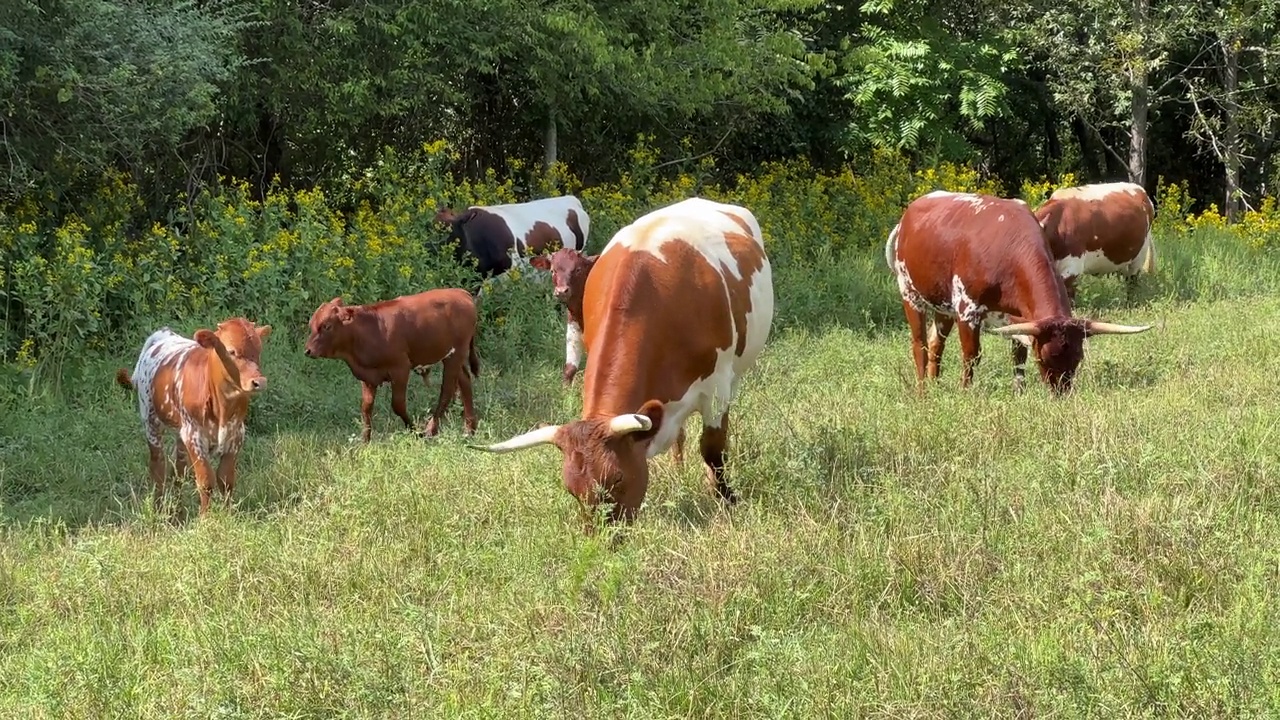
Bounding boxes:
1034 182 1155 276
304 288 480 441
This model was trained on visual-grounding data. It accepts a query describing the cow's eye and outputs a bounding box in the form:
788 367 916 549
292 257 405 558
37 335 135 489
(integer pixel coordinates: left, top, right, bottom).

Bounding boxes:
228 349 238 357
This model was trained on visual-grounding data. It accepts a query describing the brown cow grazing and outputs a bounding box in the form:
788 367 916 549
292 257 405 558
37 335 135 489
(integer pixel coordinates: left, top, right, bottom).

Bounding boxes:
1034 181 1157 302
115 318 272 516
475 197 773 529
433 195 590 279
886 190 1152 395
529 246 689 464
304 288 480 442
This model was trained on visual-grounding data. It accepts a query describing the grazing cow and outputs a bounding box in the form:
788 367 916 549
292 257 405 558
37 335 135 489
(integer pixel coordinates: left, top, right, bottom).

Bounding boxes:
114 318 272 516
474 197 773 528
529 247 598 387
1033 181 1157 301
886 190 1152 395
433 195 590 279
304 288 480 442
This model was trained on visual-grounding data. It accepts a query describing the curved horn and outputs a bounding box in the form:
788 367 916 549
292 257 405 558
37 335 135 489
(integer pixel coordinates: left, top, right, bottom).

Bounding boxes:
1085 321 1152 336
989 321 1040 337
608 413 653 436
472 424 561 453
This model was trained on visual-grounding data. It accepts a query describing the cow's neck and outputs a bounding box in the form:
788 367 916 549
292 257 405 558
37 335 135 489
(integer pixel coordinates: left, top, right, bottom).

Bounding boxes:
202 350 246 423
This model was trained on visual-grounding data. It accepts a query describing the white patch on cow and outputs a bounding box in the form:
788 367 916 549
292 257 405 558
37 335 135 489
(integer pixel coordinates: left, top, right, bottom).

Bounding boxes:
603 198 772 458
998 214 1005 222
1050 181 1143 203
129 328 198 445
951 275 987 327
894 259 942 315
952 194 990 213
469 195 590 256
216 418 245 455
565 319 584 369
924 190 959 199
1055 248 1132 279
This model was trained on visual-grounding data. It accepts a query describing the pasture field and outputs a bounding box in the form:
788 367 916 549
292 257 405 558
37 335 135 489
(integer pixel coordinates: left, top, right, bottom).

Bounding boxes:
3 226 1280 717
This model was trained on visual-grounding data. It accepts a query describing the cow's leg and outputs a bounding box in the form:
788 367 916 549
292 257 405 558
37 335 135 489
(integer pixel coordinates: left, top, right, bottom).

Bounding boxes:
1011 339 1029 393
1124 272 1141 304
359 381 378 443
425 355 462 437
672 427 686 465
902 300 929 391
700 411 737 504
180 433 216 516
173 442 190 482
563 319 584 387
1063 276 1080 304
215 452 238 509
452 355 478 436
148 434 167 512
926 314 954 379
389 368 415 435
956 321 983 388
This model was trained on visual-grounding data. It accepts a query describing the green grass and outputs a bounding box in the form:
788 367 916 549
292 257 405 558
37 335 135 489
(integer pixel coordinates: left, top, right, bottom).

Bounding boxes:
4 228 1280 717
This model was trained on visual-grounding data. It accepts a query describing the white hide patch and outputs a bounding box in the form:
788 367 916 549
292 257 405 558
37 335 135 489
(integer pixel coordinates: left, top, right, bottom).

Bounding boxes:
1055 248 1137 279
129 328 198 446
565 319 584 369
473 195 590 256
924 191 992 213
1050 181 1143 202
601 197 773 458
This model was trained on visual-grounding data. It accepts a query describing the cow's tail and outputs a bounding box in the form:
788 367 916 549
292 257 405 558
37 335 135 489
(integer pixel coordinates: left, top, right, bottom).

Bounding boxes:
1141 233 1156 275
467 333 481 378
114 368 135 391
884 223 900 271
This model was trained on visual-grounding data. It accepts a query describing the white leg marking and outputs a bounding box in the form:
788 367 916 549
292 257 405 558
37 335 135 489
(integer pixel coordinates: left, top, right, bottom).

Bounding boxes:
565 320 584 368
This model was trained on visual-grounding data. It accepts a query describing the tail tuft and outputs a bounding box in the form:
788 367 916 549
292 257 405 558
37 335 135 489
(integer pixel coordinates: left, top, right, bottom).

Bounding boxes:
468 335 481 377
114 368 134 391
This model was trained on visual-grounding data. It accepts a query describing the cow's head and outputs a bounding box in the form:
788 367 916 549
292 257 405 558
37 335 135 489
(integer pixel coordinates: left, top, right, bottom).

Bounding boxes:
992 317 1150 394
529 248 599 305
195 317 271 395
434 206 458 226
304 297 360 360
472 399 665 523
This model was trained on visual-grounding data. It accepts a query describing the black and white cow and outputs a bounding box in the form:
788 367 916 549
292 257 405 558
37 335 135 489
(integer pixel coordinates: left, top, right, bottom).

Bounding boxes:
433 196 590 279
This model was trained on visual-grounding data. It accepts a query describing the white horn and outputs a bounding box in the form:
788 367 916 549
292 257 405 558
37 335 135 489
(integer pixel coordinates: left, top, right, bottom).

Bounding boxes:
990 321 1039 337
1085 321 1152 336
473 424 561 453
608 413 653 436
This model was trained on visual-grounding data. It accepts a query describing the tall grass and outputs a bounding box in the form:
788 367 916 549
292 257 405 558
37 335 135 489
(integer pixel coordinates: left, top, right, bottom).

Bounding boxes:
3 224 1280 717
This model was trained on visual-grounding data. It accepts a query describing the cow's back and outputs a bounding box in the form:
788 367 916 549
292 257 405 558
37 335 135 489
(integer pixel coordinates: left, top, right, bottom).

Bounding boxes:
381 288 477 364
1036 182 1153 274
580 198 772 451
477 195 589 252
893 192 1051 313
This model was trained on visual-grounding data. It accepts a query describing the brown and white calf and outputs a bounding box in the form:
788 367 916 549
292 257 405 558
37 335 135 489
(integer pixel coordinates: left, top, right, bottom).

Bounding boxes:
304 288 480 442
115 318 272 515
475 197 774 527
1033 181 1157 301
529 247 597 387
886 190 1151 394
434 195 590 279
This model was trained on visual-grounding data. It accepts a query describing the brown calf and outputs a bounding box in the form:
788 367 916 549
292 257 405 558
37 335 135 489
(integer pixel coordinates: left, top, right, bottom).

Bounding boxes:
477 197 773 529
304 288 480 441
115 318 272 515
886 190 1151 395
1034 181 1157 301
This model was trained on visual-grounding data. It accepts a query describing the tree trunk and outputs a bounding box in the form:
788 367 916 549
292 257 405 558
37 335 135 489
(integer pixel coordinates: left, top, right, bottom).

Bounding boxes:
1127 0 1150 189
1072 117 1102 179
1222 38 1243 222
543 111 558 171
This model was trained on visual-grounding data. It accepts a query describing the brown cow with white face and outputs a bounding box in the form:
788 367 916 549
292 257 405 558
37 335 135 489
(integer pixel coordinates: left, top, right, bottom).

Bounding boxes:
886 190 1152 395
475 197 774 528
304 288 480 442
115 317 272 515
1034 181 1157 301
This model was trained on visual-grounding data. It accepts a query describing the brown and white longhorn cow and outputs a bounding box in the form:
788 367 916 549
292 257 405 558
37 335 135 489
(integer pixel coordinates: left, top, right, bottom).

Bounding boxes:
886 190 1152 394
1034 181 1157 301
475 197 774 528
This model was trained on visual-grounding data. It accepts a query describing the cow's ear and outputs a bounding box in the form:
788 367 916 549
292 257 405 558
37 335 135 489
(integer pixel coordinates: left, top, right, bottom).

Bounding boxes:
583 253 601 268
194 329 220 349
529 255 550 271
336 305 357 323
256 324 273 340
329 296 344 306
630 399 665 443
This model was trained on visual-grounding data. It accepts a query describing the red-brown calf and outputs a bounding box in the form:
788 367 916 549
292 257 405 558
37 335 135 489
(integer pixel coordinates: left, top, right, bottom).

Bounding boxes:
304 288 480 441
115 318 272 515
886 191 1152 395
